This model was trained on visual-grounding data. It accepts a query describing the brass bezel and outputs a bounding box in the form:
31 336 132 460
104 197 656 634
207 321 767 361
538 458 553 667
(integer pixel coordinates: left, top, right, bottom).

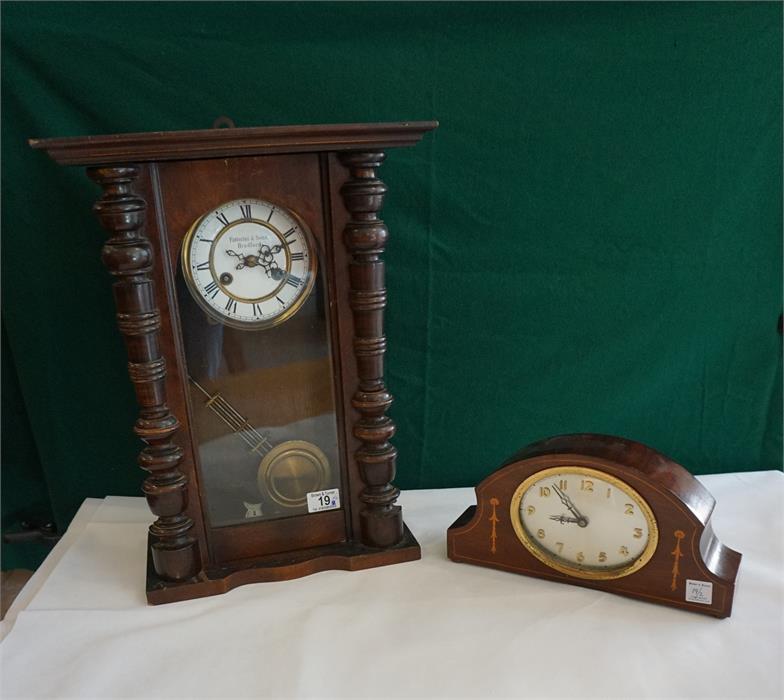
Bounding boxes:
510 466 659 581
181 198 318 331
257 440 331 508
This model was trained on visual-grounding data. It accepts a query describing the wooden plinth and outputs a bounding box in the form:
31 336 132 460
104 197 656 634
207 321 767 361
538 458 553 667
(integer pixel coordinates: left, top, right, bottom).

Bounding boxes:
146 526 420 604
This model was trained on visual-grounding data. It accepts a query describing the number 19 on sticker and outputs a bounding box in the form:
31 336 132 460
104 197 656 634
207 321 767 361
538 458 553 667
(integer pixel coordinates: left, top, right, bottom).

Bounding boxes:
307 488 341 514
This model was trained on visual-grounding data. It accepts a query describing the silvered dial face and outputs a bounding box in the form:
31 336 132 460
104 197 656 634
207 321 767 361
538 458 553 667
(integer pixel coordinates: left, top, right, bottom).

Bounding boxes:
182 198 316 329
511 466 659 580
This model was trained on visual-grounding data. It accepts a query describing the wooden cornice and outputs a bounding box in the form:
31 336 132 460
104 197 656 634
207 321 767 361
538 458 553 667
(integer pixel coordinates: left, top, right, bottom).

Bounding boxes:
30 121 439 166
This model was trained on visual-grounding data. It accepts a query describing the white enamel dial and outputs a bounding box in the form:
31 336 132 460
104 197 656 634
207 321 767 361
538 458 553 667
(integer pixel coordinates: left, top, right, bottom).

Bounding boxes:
511 466 658 580
181 198 316 329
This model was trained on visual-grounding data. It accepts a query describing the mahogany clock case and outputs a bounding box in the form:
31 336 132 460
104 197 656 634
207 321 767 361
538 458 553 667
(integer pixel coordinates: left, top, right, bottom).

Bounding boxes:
152 155 348 565
447 434 742 618
30 122 438 603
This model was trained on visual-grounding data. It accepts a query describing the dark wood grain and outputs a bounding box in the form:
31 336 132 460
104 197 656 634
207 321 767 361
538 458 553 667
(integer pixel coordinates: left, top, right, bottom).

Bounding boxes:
146 525 421 604
326 153 365 541
210 510 346 563
34 122 435 603
29 121 438 165
447 434 741 618
151 152 350 565
87 165 200 582
338 152 403 548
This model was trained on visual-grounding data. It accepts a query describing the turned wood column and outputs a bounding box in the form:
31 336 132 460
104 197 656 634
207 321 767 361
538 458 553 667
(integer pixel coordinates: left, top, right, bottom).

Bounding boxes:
339 151 404 548
87 165 200 581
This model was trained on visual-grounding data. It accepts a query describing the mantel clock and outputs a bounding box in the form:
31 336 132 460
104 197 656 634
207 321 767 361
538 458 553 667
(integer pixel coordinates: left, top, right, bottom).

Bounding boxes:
448 434 741 617
31 121 437 604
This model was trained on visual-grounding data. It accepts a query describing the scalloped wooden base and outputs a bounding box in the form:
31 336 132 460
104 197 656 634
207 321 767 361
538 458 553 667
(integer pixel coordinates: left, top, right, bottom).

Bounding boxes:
146 525 420 604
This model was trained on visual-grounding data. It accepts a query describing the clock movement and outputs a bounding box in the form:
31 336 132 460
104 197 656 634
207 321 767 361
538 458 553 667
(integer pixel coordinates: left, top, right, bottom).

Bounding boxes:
30 121 437 603
447 434 741 617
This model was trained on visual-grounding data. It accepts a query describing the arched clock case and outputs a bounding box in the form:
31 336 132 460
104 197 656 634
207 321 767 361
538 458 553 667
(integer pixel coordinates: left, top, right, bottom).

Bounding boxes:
30 121 437 604
447 434 741 618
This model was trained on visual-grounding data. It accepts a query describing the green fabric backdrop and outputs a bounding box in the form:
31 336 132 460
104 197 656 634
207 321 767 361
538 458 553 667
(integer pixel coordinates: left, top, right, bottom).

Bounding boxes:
2 2 781 569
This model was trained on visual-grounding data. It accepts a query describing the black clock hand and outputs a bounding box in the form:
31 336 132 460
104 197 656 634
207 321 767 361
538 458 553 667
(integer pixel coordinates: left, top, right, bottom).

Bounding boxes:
552 484 588 527
257 243 285 258
225 249 247 269
255 244 286 279
549 514 582 524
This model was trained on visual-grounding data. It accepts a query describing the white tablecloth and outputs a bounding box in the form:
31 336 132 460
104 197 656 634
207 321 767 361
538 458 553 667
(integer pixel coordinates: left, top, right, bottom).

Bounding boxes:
1 472 782 699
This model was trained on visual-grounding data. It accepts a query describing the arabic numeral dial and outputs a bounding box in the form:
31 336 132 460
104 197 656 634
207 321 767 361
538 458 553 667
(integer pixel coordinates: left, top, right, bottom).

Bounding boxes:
513 467 659 581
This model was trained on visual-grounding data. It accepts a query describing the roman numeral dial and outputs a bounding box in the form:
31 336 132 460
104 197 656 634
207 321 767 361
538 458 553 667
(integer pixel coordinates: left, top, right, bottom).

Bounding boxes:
181 197 317 330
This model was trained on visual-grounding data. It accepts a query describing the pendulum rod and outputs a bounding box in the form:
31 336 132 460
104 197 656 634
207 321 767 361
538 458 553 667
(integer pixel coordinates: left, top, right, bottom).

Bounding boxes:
188 376 273 457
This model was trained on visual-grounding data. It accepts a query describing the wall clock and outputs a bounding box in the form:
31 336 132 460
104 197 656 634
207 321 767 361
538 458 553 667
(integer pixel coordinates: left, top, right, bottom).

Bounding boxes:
447 434 741 617
30 121 437 603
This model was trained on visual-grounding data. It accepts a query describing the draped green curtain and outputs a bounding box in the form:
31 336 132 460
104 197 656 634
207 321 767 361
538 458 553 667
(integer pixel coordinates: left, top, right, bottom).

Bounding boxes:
2 2 781 569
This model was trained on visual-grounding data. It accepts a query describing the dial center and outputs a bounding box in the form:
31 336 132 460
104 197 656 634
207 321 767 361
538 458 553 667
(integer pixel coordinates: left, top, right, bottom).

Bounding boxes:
213 221 288 301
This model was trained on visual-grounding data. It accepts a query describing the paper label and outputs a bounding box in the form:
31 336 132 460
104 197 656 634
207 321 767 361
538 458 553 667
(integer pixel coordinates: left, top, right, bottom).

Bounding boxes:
685 579 713 605
307 488 340 514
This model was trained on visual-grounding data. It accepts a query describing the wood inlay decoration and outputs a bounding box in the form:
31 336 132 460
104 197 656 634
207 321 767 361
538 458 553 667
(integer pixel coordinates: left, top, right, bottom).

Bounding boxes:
670 530 686 591
447 434 741 617
338 151 402 548
489 498 500 554
88 165 199 582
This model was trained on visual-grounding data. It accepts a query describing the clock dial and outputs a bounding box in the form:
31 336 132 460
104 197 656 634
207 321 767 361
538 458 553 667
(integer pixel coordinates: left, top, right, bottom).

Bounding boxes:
181 198 316 329
511 466 658 580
